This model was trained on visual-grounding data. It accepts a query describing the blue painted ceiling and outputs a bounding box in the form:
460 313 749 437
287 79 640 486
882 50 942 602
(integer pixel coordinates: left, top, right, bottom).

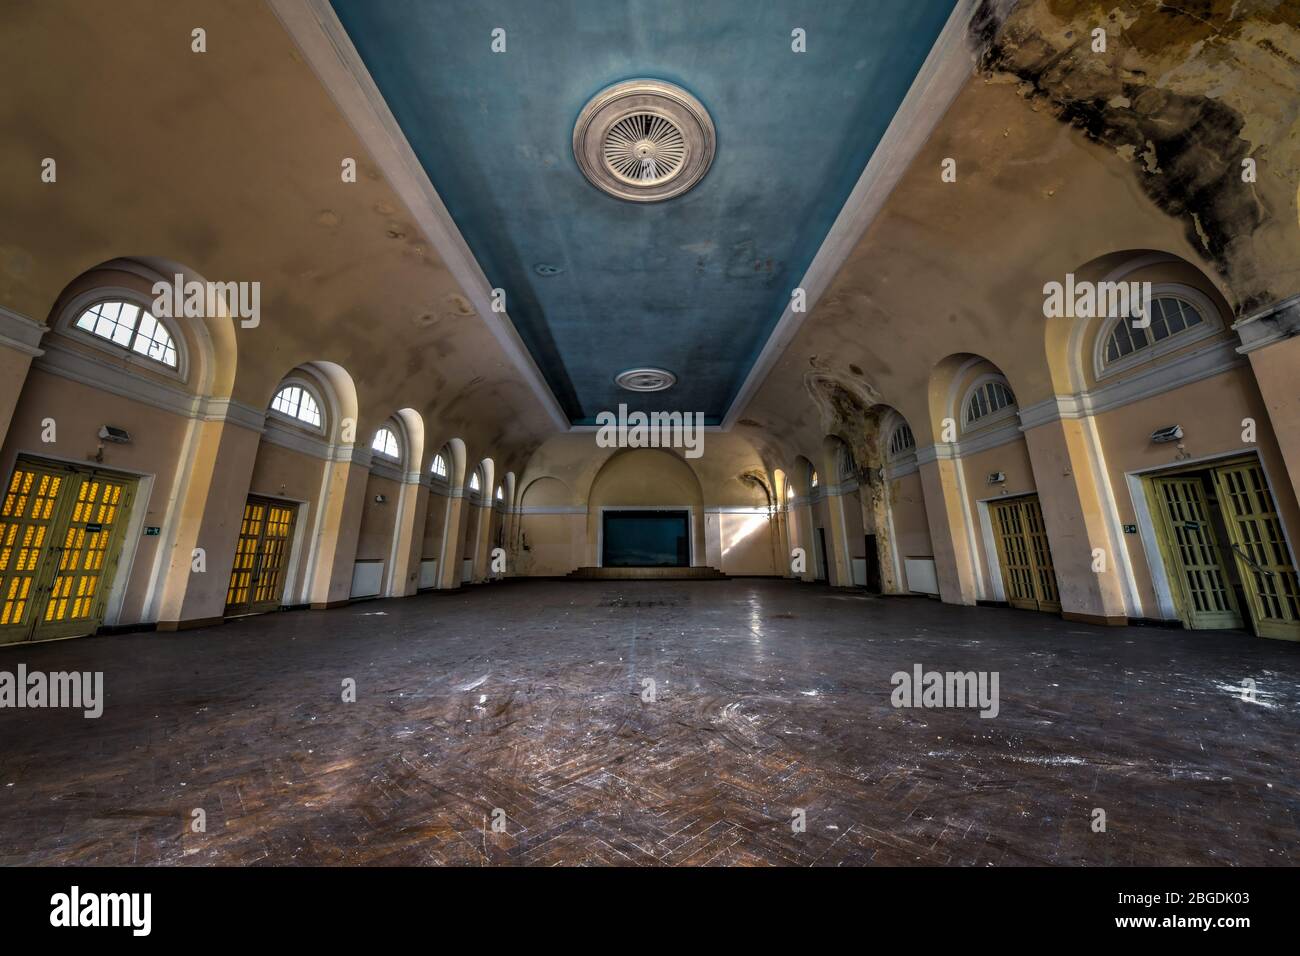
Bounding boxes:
329 0 957 424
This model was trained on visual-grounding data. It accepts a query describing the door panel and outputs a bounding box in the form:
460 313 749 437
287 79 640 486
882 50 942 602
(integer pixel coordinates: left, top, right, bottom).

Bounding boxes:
0 464 65 642
225 497 297 615
252 502 295 608
1149 475 1242 629
1212 462 1300 640
989 495 1061 612
35 472 136 640
0 460 137 644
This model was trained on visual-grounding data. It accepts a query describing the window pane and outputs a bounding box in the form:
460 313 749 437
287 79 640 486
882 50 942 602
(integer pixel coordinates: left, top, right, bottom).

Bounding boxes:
131 312 178 367
372 428 399 459
112 304 139 345
271 387 298 417
299 392 321 427
1163 297 1187 335
1150 299 1172 341
1104 296 1210 370
74 300 178 368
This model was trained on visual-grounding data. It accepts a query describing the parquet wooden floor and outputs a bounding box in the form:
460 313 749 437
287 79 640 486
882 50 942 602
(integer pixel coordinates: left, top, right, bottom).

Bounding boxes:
0 580 1296 865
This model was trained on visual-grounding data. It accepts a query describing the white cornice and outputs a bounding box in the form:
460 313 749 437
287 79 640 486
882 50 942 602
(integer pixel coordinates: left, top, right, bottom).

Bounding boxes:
199 396 267 431
913 416 1023 464
720 0 982 429
33 339 275 432
267 0 569 432
885 450 919 479
1019 340 1244 429
369 457 404 483
0 305 48 356
260 415 333 459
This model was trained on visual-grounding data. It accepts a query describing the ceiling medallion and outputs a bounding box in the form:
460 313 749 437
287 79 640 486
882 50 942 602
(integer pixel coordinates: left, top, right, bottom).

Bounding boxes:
614 367 677 392
573 79 715 202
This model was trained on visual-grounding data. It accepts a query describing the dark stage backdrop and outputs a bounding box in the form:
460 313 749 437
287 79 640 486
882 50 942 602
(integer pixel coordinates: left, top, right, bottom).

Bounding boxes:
602 511 689 567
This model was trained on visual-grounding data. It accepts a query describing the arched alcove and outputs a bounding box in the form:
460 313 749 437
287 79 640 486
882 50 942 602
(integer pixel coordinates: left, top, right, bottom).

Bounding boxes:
586 448 705 568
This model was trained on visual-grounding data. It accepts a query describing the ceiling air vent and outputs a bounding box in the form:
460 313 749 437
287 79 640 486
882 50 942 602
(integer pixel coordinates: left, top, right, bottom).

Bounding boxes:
573 79 715 203
615 367 677 392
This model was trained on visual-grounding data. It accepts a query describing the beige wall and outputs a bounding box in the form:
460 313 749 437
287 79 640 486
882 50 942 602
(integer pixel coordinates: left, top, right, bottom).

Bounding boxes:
1093 367 1300 619
0 368 192 625
513 434 777 575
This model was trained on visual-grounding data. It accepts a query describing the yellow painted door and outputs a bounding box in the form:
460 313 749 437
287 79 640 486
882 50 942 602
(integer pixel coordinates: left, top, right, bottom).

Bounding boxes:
990 495 1061 613
0 460 137 644
225 497 296 616
1149 476 1242 629
0 463 67 644
1212 461 1300 640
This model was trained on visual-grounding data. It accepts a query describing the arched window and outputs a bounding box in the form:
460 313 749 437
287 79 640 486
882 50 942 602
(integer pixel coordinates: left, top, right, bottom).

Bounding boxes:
786 484 795 500
73 299 178 368
269 384 322 428
809 469 819 488
1103 295 1206 367
468 471 481 492
837 445 856 479
495 485 504 502
371 426 400 460
964 379 1016 427
888 423 915 457
431 453 448 478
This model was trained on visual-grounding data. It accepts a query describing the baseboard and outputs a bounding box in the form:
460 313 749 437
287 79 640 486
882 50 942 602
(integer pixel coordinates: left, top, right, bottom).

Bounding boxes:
97 622 157 636
156 616 224 632
1062 610 1129 627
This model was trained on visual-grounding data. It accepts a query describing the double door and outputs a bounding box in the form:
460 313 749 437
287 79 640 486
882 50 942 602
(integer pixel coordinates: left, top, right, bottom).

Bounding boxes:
224 496 297 615
1150 459 1300 639
0 458 137 644
989 494 1061 612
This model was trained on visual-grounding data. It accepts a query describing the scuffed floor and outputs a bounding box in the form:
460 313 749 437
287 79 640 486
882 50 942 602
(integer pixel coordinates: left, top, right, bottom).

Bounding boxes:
0 579 1296 866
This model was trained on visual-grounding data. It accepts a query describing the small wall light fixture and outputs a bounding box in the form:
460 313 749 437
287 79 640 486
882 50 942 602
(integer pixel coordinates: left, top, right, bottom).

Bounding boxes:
374 494 387 504
987 471 1006 485
98 425 131 444
1151 425 1184 444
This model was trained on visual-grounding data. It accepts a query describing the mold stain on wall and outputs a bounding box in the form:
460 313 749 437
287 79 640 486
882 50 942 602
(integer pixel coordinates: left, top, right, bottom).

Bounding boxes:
972 0 1300 312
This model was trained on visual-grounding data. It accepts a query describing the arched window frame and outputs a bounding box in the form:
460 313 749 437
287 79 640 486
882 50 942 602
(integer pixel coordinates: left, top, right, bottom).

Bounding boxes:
960 374 1018 432
467 468 482 498
1093 284 1224 382
57 287 189 382
883 421 915 463
430 451 449 481
266 378 326 434
836 444 857 481
371 424 403 464
809 468 819 489
495 485 504 502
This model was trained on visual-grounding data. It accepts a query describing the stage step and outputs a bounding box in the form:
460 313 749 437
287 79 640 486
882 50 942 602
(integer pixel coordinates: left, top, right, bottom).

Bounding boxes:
567 566 728 580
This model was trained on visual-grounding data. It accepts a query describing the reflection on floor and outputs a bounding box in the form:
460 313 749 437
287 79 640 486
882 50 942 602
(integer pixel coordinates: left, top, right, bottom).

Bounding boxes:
0 579 1296 865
